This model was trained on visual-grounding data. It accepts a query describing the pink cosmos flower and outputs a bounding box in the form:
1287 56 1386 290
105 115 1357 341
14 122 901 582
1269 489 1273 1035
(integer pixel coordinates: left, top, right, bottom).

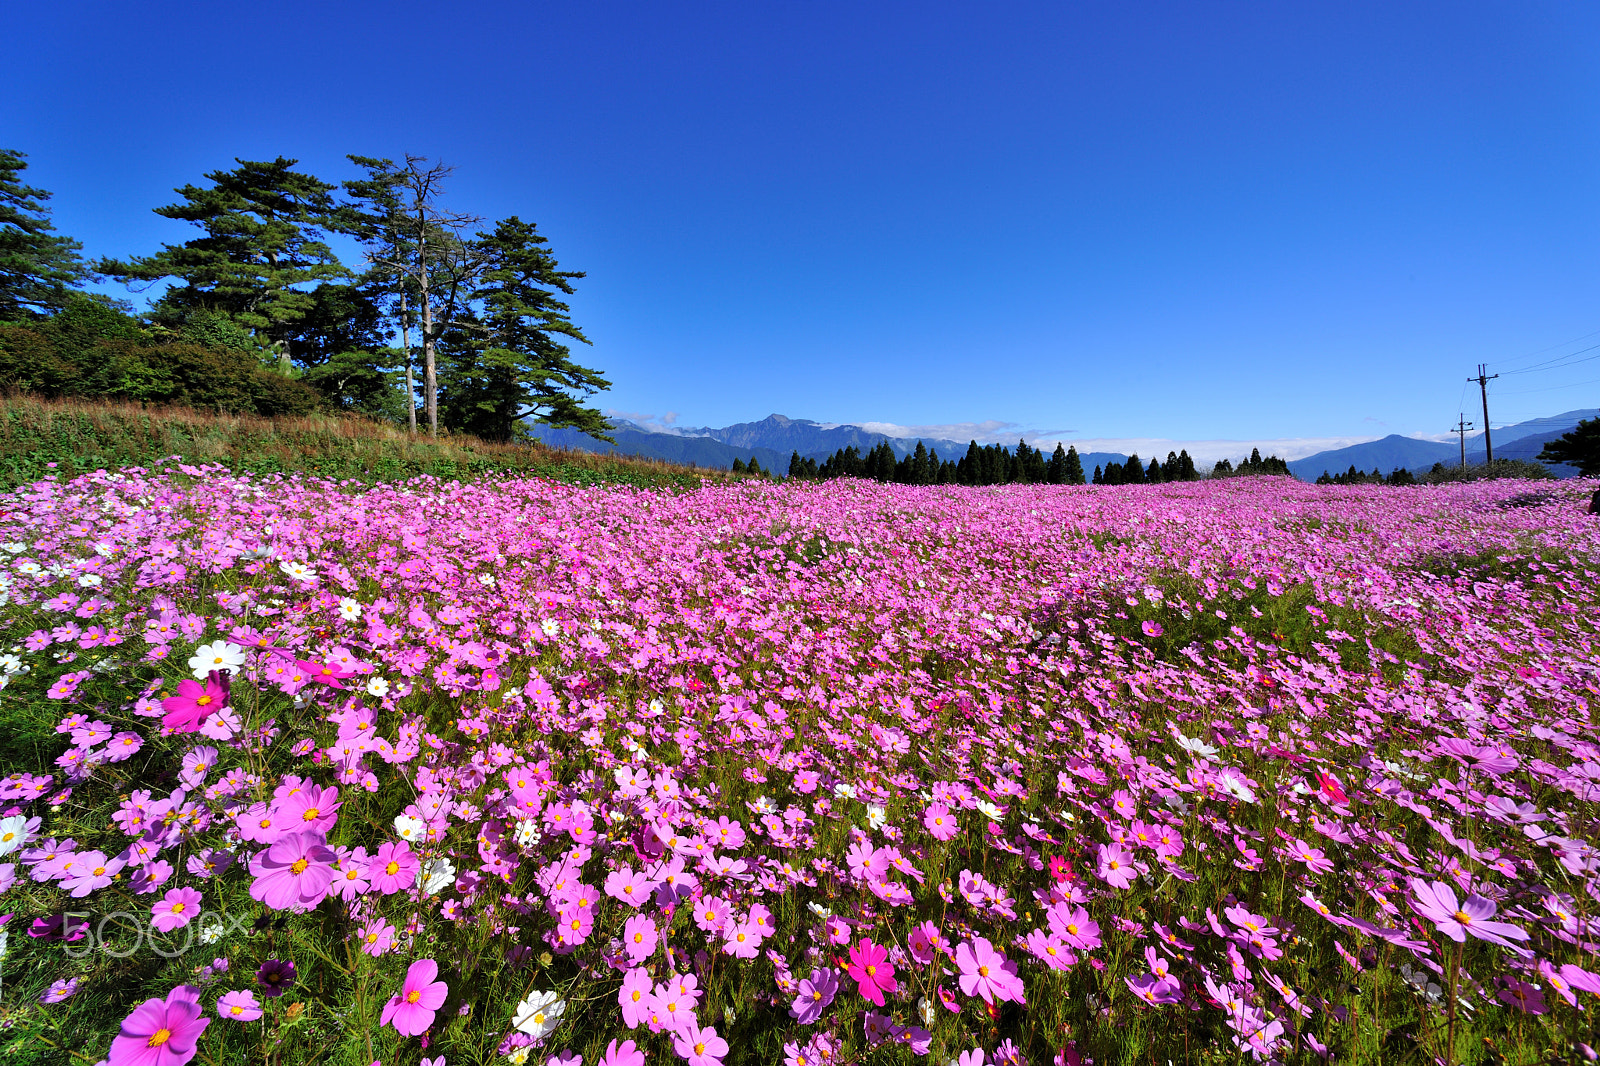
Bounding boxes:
1126 972 1182 1005
955 936 1026 1004
622 913 658 962
162 674 228 734
605 866 652 908
1047 903 1102 950
270 783 340 836
923 803 959 841
297 659 355 689
1140 620 1164 638
619 968 654 1028
366 840 418 895
62 850 124 898
1287 838 1334 874
1409 879 1529 950
380 958 449 1037
247 831 336 911
600 1039 646 1066
845 938 898 1006
150 887 202 933
217 990 262 1021
790 967 838 1023
1025 929 1075 971
358 918 396 957
672 1022 729 1066
1096 843 1137 890
723 921 760 958
108 984 209 1065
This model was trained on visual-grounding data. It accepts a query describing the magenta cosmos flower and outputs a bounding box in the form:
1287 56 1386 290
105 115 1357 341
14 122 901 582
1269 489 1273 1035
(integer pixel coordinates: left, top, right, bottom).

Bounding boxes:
1096 843 1138 890
381 958 449 1037
248 831 336 910
216 990 262 1021
108 985 209 1066
1409 880 1529 950
161 675 228 734
672 1022 729 1066
955 936 1026 1004
367 840 419 895
151 887 202 933
845 938 898 1006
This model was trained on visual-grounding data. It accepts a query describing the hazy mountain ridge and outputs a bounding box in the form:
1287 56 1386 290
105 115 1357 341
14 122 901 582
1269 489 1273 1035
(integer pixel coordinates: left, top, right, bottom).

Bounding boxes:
1289 409 1596 480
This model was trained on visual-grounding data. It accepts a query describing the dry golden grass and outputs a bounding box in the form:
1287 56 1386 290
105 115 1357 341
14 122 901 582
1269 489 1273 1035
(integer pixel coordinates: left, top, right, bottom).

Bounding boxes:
0 393 722 489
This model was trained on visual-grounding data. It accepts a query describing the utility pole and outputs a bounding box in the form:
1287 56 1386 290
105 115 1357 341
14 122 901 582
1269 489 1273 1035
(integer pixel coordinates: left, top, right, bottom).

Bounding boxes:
1452 414 1474 468
1469 364 1499 465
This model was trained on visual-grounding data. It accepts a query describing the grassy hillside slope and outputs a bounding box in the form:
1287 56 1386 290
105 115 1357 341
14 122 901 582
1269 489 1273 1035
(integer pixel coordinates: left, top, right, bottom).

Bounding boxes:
0 394 710 490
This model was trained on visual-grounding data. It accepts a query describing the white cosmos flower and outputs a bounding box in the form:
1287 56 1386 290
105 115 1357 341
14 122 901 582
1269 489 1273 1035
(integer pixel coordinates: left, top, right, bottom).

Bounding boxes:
77 574 102 588
279 560 318 582
338 598 362 621
2 544 27 554
1175 733 1219 758
975 799 1004 821
393 815 426 842
0 654 21 675
364 677 390 698
91 541 116 557
419 858 456 897
0 815 30 858
865 805 888 830
514 819 543 848
188 641 246 680
478 573 496 587
14 562 41 575
540 618 562 639
512 990 565 1037
1216 769 1257 804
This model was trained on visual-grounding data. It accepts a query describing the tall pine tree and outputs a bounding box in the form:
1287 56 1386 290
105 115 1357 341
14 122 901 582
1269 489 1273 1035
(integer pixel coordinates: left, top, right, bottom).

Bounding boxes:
0 149 90 319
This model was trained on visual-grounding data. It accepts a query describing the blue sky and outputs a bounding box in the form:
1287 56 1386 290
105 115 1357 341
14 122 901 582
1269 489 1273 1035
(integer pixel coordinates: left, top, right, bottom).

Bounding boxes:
6 1 1599 455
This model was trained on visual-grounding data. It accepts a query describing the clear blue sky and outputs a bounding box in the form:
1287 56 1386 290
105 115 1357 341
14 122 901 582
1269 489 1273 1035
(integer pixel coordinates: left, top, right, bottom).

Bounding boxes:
6 1 1599 449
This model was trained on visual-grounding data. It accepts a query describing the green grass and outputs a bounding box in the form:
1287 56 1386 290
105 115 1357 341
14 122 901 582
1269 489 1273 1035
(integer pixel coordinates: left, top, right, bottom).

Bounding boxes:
0 394 712 491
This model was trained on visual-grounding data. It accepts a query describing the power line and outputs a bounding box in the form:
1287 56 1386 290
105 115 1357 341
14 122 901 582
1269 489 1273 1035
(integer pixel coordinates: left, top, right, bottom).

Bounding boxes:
1492 327 1600 370
1498 341 1600 377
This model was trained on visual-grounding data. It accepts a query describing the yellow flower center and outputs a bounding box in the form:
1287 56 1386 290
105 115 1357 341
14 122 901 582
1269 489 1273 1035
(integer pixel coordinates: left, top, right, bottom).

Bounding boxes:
148 1028 173 1047
171 902 185 914
866 964 876 976
407 990 422 1004
386 862 400 876
978 965 989 977
290 859 309 875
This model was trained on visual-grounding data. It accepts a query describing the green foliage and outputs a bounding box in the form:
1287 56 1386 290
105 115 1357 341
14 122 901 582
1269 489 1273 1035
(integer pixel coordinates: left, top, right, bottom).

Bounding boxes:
96 157 350 362
0 301 323 417
435 216 610 442
1422 459 1555 484
1536 416 1600 476
0 148 90 320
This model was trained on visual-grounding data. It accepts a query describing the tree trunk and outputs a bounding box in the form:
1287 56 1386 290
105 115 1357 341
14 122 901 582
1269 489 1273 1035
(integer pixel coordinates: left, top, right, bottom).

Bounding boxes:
400 288 416 436
417 229 438 438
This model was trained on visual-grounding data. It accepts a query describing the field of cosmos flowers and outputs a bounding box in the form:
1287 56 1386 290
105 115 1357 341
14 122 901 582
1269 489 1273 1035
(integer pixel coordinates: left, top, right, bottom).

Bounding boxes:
0 463 1596 1066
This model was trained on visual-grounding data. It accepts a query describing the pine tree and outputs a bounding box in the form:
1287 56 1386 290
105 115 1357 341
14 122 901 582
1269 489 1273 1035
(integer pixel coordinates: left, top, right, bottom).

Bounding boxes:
1046 443 1068 484
1065 446 1086 485
1092 464 1104 485
1122 453 1144 484
1162 450 1180 481
0 149 90 319
1147 458 1163 483
98 157 349 370
788 451 805 479
1178 449 1197 480
436 215 609 442
731 457 746 473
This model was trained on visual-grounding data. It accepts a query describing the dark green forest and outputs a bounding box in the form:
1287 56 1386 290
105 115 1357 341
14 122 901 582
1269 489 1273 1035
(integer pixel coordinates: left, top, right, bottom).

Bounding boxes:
781 438 1255 486
0 149 610 442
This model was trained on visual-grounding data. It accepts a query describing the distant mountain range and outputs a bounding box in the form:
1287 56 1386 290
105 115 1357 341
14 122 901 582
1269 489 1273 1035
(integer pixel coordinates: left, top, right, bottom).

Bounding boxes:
527 409 1596 480
527 413 1135 473
1289 409 1596 481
